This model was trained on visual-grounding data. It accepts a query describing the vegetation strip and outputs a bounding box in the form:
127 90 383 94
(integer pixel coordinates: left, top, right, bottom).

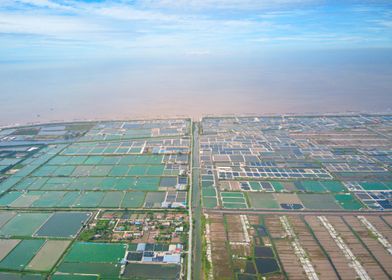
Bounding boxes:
357 216 392 255
318 216 371 280
280 216 319 280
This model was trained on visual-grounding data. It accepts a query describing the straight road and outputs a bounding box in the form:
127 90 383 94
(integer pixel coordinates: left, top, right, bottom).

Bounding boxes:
206 209 392 216
192 122 202 280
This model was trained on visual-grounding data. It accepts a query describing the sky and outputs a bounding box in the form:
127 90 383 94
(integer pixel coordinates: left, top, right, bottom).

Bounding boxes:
0 0 391 125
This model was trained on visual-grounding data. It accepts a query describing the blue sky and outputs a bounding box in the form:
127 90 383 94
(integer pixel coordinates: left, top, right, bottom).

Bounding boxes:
0 0 391 62
0 1 391 124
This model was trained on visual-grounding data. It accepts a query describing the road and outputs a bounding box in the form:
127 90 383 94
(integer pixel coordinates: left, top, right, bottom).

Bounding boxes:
206 209 392 216
191 122 202 280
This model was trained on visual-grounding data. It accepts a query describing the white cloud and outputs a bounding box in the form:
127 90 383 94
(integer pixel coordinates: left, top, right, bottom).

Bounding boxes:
0 12 102 37
10 0 74 10
184 49 211 56
92 5 180 22
253 34 364 44
137 0 319 10
0 0 390 59
373 19 392 28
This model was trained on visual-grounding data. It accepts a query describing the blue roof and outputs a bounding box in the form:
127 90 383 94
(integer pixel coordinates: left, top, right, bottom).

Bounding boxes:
137 243 146 251
163 254 181 264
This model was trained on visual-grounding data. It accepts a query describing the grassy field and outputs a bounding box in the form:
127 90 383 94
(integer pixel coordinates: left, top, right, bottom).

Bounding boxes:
121 191 146 208
0 239 20 261
56 262 120 278
0 272 44 280
52 275 98 280
298 194 342 210
26 240 71 271
248 193 279 209
203 197 218 208
334 194 363 210
0 239 45 270
64 242 126 263
0 213 51 237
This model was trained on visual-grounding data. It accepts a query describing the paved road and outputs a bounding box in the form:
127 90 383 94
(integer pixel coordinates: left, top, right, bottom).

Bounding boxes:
205 209 392 216
192 122 202 280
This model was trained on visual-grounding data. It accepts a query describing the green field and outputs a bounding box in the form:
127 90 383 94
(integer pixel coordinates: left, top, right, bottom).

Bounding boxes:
12 173 176 192
0 192 22 206
0 190 175 209
75 192 104 207
221 192 245 198
0 239 45 270
52 274 99 280
64 242 126 263
293 180 346 193
26 240 71 271
223 197 246 203
298 194 342 210
249 182 262 191
56 262 120 279
99 192 124 207
271 182 285 192
223 202 248 209
10 193 41 207
0 213 51 237
295 181 325 192
334 194 363 210
52 275 98 280
121 191 145 208
0 211 16 227
221 192 247 208
57 242 124 280
248 193 279 209
0 272 44 280
322 181 346 192
144 192 166 207
203 197 218 208
31 191 66 207
359 182 392 191
0 239 20 261
56 192 80 207
202 187 216 197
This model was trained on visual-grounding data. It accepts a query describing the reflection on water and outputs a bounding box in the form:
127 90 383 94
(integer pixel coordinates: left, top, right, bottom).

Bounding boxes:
0 50 391 126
